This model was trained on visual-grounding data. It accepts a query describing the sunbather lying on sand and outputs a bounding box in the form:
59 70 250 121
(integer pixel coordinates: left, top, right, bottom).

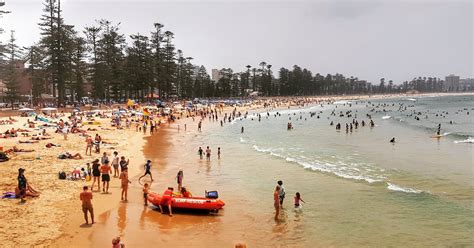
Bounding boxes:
5 146 35 154
31 136 52 140
58 152 83 160
19 140 39 144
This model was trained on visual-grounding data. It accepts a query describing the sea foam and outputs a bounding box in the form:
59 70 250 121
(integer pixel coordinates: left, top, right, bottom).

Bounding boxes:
454 137 474 144
387 183 422 194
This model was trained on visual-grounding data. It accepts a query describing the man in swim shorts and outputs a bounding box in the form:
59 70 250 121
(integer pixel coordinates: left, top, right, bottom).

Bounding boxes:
100 160 112 193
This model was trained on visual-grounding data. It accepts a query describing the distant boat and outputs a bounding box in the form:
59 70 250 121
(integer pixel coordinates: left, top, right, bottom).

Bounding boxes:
407 98 417 102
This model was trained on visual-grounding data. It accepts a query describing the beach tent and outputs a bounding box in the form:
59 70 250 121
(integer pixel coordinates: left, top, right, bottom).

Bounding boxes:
18 107 34 111
146 93 159 99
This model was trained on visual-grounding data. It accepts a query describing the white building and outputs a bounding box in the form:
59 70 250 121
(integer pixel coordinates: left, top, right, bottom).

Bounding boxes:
211 69 223 82
443 74 460 92
459 78 474 91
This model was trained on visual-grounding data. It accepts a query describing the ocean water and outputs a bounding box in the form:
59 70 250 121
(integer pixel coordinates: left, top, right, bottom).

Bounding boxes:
93 95 473 247
193 94 474 247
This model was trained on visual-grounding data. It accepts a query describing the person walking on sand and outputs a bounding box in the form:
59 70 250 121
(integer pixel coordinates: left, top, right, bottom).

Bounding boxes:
100 160 112 193
277 180 286 208
91 159 101 191
139 160 154 182
112 151 120 177
274 185 281 220
80 186 94 225
217 147 221 159
119 168 131 201
85 136 93 156
176 169 184 191
205 146 211 161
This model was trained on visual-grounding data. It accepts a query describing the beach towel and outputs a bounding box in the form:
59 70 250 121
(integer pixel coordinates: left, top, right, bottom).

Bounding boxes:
1 192 17 199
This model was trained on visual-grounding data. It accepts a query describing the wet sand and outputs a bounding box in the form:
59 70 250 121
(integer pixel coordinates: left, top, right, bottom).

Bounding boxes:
2 92 472 247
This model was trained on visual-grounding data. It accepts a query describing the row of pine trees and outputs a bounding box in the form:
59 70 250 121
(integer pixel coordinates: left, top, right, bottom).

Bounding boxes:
0 0 458 107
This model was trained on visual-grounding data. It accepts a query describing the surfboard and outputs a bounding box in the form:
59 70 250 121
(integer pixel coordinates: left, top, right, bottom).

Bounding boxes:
431 135 442 138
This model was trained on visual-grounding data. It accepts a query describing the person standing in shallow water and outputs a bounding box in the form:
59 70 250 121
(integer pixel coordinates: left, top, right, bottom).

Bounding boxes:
198 147 203 159
274 185 281 220
205 146 211 161
277 180 286 208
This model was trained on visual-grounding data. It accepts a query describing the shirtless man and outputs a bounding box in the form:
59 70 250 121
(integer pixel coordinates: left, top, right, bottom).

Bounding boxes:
85 136 93 156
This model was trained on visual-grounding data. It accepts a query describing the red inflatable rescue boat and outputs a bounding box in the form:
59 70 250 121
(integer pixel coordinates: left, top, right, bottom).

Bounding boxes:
147 192 225 211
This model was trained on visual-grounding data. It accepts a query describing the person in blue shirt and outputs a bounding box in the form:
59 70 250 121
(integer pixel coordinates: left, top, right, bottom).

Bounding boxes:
139 160 154 182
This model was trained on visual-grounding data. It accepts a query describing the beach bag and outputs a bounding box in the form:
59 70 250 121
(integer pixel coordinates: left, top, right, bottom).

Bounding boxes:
59 171 66 180
0 152 9 162
205 191 218 199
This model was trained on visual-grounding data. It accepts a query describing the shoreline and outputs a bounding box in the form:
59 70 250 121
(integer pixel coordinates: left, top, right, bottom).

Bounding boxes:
0 92 471 247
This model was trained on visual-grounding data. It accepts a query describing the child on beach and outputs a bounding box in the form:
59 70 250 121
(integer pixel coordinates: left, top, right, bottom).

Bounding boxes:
119 168 131 201
294 192 305 209
176 169 183 191
143 183 149 206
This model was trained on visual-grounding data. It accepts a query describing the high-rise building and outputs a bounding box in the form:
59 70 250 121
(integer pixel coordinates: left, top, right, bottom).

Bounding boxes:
443 74 460 92
459 78 474 91
211 69 223 82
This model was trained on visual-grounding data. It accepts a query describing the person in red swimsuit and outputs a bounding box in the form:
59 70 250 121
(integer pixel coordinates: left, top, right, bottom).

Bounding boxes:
159 187 174 216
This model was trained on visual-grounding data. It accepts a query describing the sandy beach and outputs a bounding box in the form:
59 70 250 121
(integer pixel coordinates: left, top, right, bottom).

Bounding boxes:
0 92 472 247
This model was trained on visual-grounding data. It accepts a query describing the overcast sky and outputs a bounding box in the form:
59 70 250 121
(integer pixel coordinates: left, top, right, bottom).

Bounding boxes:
1 0 472 83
